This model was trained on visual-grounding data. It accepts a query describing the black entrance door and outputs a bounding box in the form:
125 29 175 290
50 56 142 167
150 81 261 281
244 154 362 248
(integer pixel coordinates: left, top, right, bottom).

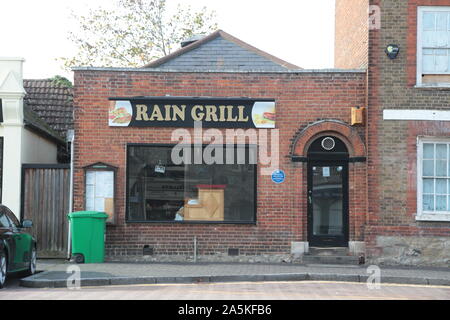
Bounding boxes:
307 136 349 247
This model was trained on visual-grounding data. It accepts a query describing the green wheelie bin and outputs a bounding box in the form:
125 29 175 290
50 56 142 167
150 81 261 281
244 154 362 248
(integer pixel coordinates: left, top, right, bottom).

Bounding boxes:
68 211 108 263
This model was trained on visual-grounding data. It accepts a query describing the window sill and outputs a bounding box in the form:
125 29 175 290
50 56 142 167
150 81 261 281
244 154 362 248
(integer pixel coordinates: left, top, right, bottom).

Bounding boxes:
125 220 257 225
415 83 450 90
416 213 450 222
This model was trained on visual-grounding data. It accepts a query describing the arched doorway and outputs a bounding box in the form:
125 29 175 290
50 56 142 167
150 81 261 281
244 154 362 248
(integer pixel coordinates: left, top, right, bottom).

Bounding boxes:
307 136 349 247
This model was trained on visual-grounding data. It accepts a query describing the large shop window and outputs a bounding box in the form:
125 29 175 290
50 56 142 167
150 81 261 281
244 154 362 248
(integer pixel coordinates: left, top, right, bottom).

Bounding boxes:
126 144 256 223
417 6 450 86
417 138 450 221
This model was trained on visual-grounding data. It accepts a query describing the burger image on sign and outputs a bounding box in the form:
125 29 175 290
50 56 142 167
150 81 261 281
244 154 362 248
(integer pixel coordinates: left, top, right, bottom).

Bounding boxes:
109 100 133 127
251 101 276 128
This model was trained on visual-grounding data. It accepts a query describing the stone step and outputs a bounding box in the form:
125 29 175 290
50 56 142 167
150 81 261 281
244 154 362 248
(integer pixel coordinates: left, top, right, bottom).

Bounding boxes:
302 254 361 265
307 247 350 256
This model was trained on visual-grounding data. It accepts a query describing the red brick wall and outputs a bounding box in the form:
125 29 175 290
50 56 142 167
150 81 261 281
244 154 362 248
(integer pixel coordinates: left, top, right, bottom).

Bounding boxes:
73 70 366 256
366 0 450 263
335 0 369 69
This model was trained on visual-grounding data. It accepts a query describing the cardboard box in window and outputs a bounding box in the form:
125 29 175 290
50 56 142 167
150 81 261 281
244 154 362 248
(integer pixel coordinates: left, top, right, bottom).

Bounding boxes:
184 185 226 221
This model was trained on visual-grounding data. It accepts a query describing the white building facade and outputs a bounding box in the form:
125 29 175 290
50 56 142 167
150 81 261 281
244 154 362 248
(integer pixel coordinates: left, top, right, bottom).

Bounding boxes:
0 57 59 217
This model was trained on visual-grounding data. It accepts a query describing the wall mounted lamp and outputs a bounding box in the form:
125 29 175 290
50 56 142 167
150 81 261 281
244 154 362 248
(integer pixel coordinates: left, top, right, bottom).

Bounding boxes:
385 44 400 59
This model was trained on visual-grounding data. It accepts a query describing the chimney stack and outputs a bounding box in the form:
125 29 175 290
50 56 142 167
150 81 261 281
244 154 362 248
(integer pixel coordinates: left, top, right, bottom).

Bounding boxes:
181 34 205 48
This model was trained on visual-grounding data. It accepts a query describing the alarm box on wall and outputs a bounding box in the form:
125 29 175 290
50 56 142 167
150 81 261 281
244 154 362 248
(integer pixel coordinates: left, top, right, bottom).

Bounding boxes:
351 106 366 126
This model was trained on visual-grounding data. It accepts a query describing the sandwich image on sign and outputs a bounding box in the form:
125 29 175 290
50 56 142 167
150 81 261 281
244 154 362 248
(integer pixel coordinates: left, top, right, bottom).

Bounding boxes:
251 101 276 128
109 100 133 126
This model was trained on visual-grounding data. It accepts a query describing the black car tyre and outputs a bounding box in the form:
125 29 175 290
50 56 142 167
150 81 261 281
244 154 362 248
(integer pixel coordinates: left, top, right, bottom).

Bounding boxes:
0 252 7 289
24 246 37 276
73 253 84 264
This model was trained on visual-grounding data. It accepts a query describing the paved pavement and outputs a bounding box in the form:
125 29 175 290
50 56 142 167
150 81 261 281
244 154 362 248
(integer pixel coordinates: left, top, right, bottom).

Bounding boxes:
17 259 450 289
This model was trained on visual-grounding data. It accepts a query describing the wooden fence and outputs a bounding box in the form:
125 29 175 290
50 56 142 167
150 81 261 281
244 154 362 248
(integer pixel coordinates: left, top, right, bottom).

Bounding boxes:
21 164 70 258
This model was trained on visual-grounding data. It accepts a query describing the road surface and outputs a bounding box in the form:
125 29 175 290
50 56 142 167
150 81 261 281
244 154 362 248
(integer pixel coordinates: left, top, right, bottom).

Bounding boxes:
1 274 449 300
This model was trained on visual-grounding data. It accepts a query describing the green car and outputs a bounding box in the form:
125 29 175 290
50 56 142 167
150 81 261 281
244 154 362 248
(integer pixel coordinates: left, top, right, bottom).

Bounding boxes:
0 204 37 288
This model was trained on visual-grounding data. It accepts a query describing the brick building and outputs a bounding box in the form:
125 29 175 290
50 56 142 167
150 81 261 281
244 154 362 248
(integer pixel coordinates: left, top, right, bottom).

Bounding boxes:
335 0 369 69
72 0 450 266
73 30 367 263
336 0 450 266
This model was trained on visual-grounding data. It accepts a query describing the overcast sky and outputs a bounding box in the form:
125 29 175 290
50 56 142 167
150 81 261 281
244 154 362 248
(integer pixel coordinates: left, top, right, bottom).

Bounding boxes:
0 0 335 80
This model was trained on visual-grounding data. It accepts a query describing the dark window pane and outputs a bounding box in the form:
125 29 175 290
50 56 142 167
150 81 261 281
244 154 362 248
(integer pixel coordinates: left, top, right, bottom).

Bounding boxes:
312 165 344 236
4 208 19 228
127 145 256 223
0 212 11 228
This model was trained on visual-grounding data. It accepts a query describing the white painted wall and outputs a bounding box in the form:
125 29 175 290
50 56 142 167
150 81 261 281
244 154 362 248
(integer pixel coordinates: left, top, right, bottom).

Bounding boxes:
0 57 58 218
0 58 26 216
22 129 58 164
1 125 23 216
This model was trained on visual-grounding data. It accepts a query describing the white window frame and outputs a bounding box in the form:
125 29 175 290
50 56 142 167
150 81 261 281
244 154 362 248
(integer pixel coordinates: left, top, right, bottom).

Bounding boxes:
416 6 450 87
416 136 450 221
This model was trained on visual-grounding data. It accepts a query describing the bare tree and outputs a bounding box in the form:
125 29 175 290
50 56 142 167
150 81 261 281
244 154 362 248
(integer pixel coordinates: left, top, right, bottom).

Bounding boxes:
60 0 217 69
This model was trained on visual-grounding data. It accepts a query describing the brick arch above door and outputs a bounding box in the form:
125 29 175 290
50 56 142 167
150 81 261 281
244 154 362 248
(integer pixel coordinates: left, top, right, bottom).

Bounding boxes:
290 120 366 160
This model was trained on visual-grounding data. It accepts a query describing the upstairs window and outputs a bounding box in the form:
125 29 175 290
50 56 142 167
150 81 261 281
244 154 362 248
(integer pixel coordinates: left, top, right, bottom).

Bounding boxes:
417 7 450 86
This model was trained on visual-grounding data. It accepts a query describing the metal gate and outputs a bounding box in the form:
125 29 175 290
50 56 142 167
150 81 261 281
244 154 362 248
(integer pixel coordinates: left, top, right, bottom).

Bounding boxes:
21 164 70 258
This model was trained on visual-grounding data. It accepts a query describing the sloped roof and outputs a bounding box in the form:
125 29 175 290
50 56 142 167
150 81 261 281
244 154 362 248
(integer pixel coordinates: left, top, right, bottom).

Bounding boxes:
23 79 73 138
143 30 301 71
23 104 65 145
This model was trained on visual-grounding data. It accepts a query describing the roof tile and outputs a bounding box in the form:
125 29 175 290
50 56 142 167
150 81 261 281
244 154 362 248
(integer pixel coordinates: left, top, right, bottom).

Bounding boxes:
144 30 301 71
23 79 73 138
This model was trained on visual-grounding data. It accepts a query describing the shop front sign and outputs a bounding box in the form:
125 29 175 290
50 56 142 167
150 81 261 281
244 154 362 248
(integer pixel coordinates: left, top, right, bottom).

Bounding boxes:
108 96 276 129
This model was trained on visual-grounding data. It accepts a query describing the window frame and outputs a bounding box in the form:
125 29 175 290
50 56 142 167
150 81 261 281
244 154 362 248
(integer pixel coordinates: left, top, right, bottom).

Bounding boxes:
83 162 118 225
125 143 258 225
416 6 450 87
416 136 450 221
